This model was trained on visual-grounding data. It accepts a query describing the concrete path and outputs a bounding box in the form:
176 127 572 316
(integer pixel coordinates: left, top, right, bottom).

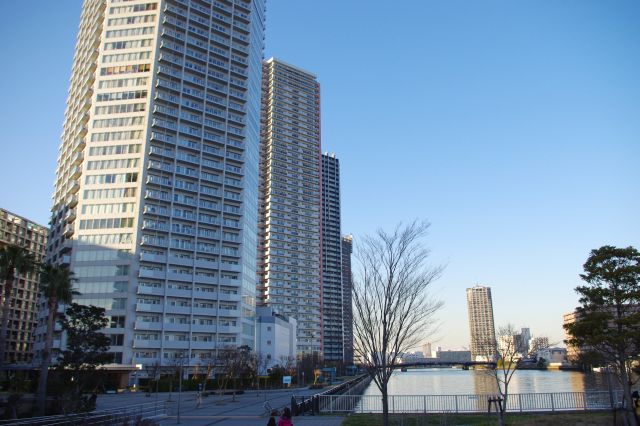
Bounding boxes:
95 388 346 426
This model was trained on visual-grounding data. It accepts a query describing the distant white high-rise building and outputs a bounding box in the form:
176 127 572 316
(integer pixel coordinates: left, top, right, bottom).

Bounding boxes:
466 285 496 361
40 0 267 381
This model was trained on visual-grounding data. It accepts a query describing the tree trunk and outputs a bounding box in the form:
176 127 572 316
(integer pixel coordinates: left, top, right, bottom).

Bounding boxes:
0 274 15 366
618 358 639 426
381 386 390 426
36 300 56 416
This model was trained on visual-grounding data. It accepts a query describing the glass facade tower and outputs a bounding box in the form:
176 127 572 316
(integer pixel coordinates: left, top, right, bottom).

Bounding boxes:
41 0 266 375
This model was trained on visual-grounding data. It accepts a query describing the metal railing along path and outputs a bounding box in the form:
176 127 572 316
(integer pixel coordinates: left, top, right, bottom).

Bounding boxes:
0 400 167 426
319 390 626 414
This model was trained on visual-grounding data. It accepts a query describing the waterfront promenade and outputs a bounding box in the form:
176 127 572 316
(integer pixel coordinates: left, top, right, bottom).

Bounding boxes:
95 388 345 426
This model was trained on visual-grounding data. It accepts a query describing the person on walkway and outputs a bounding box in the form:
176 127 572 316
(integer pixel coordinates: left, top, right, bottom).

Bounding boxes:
267 410 278 426
278 407 293 426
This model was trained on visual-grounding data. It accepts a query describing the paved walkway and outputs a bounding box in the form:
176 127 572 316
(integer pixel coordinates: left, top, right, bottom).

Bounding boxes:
95 389 346 426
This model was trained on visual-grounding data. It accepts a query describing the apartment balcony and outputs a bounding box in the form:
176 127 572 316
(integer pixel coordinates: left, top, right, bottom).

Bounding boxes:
166 271 193 282
73 138 85 153
132 339 161 349
219 277 240 286
70 166 82 180
134 321 162 331
216 324 241 334
71 151 84 166
220 262 241 273
190 341 215 350
192 306 216 316
193 275 216 285
166 287 191 299
136 285 164 297
192 291 219 301
60 239 73 252
190 323 213 333
218 292 241 302
76 125 88 138
63 209 76 223
140 252 167 263
68 180 80 194
135 303 163 313
163 323 189 332
194 258 218 269
167 255 194 267
165 305 191 315
138 269 166 280
63 224 74 238
217 309 239 317
163 340 190 350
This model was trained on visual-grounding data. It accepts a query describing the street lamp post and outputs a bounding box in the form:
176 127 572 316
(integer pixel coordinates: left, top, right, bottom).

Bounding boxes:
177 354 184 425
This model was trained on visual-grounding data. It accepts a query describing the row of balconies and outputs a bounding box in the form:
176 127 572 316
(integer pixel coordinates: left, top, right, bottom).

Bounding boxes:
135 303 239 317
132 339 238 350
134 320 240 334
138 269 240 286
139 253 242 272
136 285 241 302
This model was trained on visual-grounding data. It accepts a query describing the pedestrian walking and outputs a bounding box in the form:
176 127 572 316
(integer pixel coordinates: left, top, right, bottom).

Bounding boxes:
278 407 293 426
267 410 278 426
196 391 202 408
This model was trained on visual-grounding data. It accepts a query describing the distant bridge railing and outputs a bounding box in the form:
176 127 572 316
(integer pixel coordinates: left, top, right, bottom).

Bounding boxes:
398 361 497 368
318 391 624 414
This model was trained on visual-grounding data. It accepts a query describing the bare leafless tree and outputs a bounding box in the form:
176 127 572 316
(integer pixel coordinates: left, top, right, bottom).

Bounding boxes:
483 324 521 426
352 221 443 426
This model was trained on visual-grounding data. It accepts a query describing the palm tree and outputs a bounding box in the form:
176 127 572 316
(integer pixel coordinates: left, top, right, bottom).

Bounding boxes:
36 264 78 416
0 245 36 366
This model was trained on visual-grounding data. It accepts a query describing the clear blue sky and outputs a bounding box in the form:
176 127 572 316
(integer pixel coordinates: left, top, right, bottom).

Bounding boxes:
1 1 638 350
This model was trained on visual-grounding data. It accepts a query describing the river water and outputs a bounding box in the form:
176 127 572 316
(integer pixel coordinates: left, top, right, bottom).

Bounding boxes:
362 368 618 396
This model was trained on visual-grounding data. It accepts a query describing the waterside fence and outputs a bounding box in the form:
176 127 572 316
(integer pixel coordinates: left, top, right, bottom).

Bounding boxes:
292 373 372 415
0 400 166 426
318 390 627 414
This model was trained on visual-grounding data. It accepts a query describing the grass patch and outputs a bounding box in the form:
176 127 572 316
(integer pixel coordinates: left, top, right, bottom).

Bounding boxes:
342 411 617 426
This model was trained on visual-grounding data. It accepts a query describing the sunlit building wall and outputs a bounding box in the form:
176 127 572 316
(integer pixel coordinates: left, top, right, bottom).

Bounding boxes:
39 0 266 377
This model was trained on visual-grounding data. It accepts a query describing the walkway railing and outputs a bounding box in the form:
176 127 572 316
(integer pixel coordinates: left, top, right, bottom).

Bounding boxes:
318 390 625 414
292 374 372 415
0 400 167 426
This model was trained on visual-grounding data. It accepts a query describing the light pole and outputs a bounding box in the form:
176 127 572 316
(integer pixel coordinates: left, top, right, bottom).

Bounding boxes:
177 362 182 424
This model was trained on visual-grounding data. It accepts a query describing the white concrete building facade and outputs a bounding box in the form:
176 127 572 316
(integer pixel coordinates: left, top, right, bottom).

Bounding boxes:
41 0 267 377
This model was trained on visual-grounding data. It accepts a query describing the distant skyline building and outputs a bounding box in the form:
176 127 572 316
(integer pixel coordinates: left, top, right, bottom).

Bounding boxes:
257 58 322 355
466 285 496 361
321 152 343 361
341 234 354 364
40 0 267 378
0 208 48 364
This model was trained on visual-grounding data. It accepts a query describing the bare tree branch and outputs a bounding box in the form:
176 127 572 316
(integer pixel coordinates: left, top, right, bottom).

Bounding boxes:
352 221 443 426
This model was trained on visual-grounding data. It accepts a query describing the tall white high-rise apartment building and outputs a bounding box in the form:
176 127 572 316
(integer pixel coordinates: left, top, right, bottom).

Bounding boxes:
466 285 497 361
257 58 322 355
40 0 266 379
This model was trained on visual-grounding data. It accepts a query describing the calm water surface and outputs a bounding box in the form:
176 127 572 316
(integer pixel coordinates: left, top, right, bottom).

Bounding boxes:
363 368 617 396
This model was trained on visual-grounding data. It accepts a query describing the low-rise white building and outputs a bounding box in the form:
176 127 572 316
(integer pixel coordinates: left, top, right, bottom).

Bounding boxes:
537 347 567 365
256 307 297 374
